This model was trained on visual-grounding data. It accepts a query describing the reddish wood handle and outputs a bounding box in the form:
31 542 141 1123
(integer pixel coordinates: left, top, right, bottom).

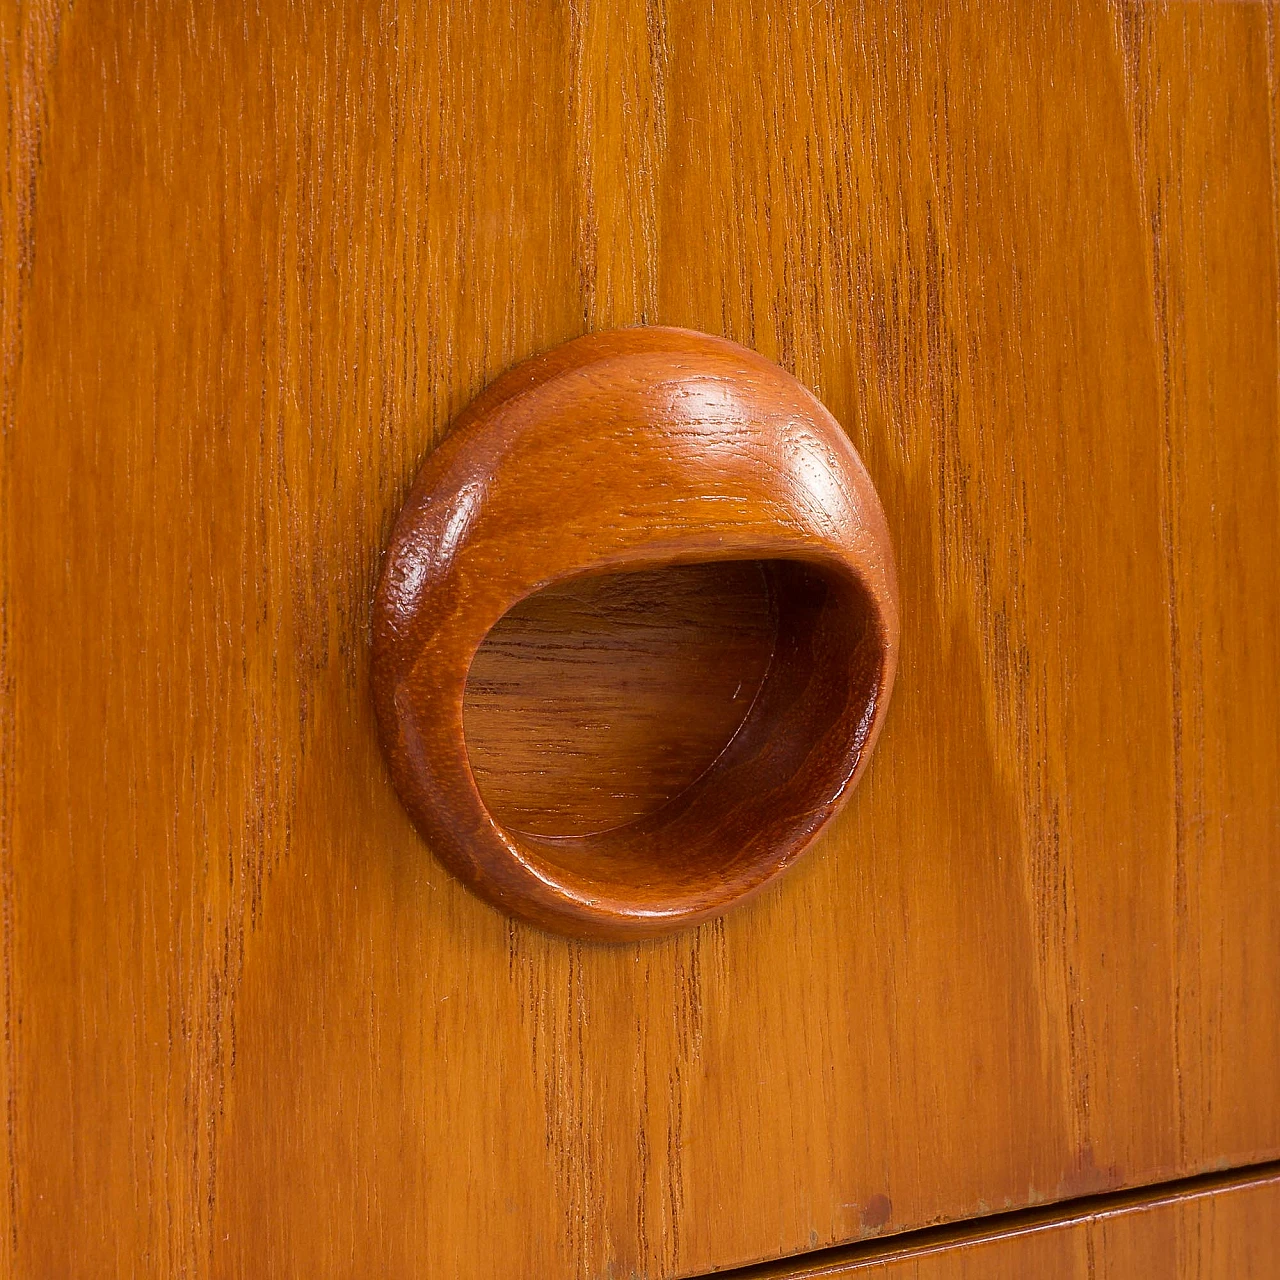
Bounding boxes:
372 327 899 939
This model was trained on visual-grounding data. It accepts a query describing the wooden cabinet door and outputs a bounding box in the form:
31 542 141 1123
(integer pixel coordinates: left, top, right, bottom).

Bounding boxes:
3 2 1277 1277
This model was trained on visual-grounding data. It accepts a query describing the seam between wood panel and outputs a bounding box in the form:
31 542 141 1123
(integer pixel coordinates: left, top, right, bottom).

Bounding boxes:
686 1159 1280 1279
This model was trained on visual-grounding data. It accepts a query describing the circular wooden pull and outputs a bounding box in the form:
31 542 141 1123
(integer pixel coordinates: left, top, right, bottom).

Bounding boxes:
372 327 899 939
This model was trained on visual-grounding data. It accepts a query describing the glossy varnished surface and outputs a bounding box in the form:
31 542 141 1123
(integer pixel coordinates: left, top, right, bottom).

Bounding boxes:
2 1 1278 1276
372 328 898 938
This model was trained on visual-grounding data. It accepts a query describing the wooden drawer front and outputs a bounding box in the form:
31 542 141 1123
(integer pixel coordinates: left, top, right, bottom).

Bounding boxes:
4 0 1278 1277
743 1170 1280 1279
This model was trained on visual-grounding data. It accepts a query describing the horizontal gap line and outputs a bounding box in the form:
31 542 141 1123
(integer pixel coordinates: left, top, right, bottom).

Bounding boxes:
689 1157 1280 1279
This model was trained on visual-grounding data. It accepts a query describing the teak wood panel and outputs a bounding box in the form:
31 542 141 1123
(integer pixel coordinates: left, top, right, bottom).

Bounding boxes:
745 1169 1280 1279
2 2 1278 1278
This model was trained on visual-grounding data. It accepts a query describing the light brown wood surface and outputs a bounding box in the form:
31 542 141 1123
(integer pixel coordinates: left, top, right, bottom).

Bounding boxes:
744 1168 1280 1278
2 0 1278 1276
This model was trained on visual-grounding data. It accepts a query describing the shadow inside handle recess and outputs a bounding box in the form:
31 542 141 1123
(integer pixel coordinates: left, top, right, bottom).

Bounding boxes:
462 560 780 840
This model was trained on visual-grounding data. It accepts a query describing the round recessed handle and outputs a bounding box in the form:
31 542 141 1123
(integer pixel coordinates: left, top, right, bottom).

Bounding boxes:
372 327 899 940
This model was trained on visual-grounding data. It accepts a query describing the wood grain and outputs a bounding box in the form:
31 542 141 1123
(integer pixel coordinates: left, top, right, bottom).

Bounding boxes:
741 1167 1280 1278
464 560 778 838
372 327 898 938
2 0 1278 1276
